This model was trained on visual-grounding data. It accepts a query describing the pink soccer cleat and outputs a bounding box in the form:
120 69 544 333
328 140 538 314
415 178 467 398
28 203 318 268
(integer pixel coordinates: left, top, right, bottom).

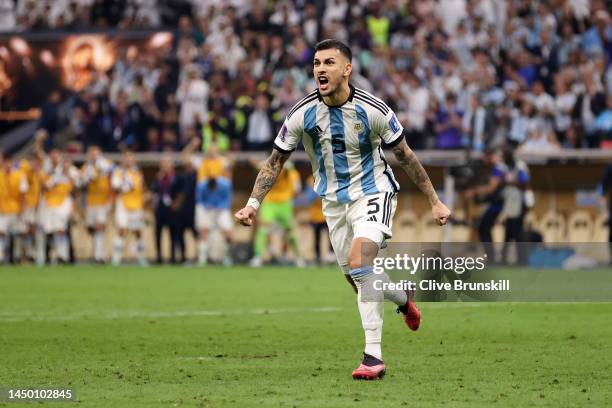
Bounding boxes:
352 354 386 380
397 289 421 331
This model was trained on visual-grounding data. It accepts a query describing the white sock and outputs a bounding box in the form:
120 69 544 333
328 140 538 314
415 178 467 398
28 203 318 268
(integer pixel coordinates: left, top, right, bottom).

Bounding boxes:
352 267 385 361
12 235 22 260
24 235 33 259
35 229 45 266
357 293 384 360
136 239 146 264
0 236 6 262
197 240 208 265
351 266 407 306
94 231 105 261
378 271 408 306
55 233 69 262
112 237 123 265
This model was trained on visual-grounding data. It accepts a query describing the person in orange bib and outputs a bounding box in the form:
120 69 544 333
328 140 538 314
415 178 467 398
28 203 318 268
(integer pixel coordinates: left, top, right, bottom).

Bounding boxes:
18 156 41 262
0 153 28 263
111 151 147 266
81 145 114 263
39 148 80 264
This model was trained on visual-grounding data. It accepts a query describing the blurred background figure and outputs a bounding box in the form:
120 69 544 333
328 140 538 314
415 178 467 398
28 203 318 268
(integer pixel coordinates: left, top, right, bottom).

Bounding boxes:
80 145 113 263
294 175 334 265
250 161 304 268
0 153 27 264
150 156 182 264
195 172 233 266
600 164 612 245
499 146 531 264
36 137 81 265
111 151 147 266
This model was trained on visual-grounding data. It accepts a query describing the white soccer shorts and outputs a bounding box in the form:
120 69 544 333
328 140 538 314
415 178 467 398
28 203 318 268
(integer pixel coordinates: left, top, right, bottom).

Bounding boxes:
196 205 232 232
41 199 72 233
21 206 38 226
86 204 111 227
323 191 397 274
115 200 144 231
0 213 19 234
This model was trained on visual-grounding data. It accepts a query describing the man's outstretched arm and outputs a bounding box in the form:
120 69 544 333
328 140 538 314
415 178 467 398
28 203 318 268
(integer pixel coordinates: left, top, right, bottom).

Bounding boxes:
391 138 451 225
234 148 291 226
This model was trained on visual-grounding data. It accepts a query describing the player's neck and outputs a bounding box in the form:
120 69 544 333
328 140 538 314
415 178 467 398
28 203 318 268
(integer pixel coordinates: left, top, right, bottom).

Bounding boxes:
322 82 351 107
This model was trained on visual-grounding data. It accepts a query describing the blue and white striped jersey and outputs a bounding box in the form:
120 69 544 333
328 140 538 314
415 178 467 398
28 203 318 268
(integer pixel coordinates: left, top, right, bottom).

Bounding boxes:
273 86 403 204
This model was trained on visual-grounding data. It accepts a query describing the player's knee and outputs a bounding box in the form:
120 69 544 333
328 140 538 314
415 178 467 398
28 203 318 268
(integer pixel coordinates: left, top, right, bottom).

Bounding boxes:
348 255 365 271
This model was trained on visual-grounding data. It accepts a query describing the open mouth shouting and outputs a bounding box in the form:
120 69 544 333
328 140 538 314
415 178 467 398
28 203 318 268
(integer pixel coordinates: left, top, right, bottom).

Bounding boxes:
317 75 330 92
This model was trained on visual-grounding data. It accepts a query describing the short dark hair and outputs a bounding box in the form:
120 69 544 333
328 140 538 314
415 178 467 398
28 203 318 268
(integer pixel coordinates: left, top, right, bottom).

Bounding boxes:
314 39 352 61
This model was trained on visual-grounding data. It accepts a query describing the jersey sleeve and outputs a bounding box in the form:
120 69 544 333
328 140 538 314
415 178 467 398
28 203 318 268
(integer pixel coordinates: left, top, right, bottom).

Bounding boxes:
273 112 303 153
372 108 404 147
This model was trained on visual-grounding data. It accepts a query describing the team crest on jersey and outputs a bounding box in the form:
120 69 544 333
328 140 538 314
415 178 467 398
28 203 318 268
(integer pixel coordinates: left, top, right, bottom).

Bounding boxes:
389 115 400 133
279 124 288 142
354 122 363 132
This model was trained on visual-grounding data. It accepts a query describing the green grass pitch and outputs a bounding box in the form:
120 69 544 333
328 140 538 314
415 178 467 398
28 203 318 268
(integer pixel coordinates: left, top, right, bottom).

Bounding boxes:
1 265 611 407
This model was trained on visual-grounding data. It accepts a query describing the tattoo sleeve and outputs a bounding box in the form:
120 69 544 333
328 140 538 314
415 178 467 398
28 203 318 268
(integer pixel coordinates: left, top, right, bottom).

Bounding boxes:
392 139 439 205
250 148 290 202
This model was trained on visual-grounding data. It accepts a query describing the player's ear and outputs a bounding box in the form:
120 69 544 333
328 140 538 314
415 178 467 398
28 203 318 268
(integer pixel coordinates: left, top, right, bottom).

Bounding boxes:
344 62 352 78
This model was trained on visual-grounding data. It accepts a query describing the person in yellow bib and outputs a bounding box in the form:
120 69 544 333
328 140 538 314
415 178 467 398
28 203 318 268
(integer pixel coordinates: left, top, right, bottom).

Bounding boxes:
293 175 334 265
39 148 80 264
250 161 304 267
19 156 41 262
0 154 28 263
111 151 147 266
81 145 114 263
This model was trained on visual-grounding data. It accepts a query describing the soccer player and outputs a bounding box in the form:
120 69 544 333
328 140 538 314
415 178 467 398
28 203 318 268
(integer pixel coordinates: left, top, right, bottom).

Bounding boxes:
39 148 81 264
19 156 41 262
0 154 28 263
249 161 304 267
80 145 114 263
183 139 233 265
195 173 233 266
235 39 450 380
111 151 147 266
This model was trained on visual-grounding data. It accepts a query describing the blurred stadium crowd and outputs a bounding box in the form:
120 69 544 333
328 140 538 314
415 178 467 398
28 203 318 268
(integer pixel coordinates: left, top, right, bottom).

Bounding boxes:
1 0 609 153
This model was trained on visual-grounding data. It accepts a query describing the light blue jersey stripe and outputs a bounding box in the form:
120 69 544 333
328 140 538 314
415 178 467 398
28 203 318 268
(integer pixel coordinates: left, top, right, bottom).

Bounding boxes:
304 105 327 197
329 107 351 204
355 104 378 195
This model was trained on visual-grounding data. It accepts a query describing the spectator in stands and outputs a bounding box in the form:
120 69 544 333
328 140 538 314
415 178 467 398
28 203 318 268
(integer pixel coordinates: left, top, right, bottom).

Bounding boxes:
1 0 610 158
434 93 464 149
0 0 16 31
243 92 277 151
176 65 209 133
593 94 612 147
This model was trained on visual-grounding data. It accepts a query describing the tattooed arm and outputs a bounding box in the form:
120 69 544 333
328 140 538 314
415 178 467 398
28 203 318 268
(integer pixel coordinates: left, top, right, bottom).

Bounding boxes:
235 148 291 226
250 149 290 202
392 138 450 225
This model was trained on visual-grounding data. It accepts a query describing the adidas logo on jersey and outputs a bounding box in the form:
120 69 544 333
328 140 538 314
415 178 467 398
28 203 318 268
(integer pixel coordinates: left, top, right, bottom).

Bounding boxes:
367 215 377 222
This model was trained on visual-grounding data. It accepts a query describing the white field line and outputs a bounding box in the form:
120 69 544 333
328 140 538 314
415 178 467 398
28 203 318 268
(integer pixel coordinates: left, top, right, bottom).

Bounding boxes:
0 307 341 322
1 302 608 323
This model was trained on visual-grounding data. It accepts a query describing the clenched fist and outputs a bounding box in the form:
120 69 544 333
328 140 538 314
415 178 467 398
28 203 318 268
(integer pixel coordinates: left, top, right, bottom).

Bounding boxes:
432 200 451 226
234 206 257 226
